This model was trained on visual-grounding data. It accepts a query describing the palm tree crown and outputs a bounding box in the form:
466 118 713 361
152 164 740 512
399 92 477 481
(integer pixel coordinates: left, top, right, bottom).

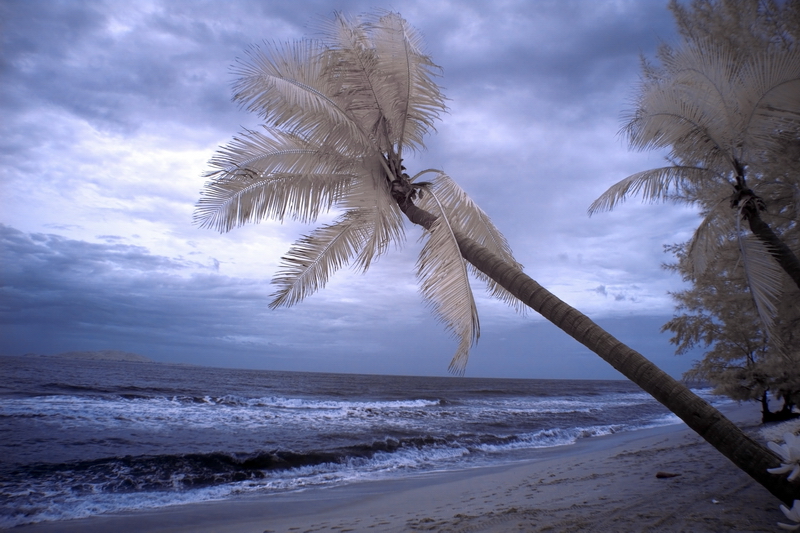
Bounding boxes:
589 37 800 335
195 11 521 373
590 39 799 212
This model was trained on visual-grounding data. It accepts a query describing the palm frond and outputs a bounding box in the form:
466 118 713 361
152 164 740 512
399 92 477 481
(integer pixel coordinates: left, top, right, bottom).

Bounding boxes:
322 12 394 152
365 12 446 156
194 131 358 231
200 11 516 376
738 232 783 340
588 166 712 215
204 129 325 177
232 39 377 156
417 172 524 313
666 40 739 102
740 47 800 152
269 210 370 308
417 213 479 375
686 199 736 277
338 169 407 270
625 40 800 170
624 42 740 169
195 172 352 232
320 12 445 157
626 85 733 168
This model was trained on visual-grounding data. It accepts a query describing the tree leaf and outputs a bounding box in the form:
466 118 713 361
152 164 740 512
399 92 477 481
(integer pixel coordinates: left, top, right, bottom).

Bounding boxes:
738 232 783 341
417 214 479 375
588 166 712 215
194 131 357 230
686 199 736 277
269 210 370 308
417 172 524 313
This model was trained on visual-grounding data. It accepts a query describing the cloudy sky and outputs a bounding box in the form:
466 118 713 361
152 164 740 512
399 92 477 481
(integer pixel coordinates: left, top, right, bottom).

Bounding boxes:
0 0 705 379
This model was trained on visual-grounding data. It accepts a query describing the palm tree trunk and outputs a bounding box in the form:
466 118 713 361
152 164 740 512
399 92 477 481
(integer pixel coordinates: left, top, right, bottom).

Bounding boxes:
746 208 800 291
399 200 800 505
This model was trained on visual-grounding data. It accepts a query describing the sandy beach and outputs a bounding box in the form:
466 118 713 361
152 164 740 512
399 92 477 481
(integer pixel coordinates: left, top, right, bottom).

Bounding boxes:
11 402 789 533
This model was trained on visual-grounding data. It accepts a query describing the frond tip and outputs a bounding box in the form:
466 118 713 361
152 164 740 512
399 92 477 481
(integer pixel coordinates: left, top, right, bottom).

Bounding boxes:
417 215 479 375
737 234 783 341
269 210 370 308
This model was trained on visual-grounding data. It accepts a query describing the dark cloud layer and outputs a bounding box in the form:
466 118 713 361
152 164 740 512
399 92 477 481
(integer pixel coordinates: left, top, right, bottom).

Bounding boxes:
0 224 441 371
0 225 697 378
2 1 676 132
1 225 262 350
3 1 239 134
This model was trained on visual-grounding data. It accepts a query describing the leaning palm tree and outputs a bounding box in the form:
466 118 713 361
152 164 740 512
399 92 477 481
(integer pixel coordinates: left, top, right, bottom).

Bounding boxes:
589 37 800 337
195 11 799 504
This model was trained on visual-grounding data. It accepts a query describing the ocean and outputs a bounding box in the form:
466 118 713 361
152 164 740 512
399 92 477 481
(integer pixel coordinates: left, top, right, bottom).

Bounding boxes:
0 355 726 529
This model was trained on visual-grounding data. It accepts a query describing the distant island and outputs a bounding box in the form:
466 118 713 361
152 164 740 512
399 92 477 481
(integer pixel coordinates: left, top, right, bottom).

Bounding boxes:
22 350 154 363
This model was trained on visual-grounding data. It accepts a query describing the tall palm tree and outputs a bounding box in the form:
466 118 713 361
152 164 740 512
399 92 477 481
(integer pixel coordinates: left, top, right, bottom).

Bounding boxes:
588 37 800 336
195 11 799 504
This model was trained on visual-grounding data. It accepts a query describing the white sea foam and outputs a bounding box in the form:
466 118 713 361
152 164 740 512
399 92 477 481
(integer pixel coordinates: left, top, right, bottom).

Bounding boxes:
0 394 446 432
3 357 729 529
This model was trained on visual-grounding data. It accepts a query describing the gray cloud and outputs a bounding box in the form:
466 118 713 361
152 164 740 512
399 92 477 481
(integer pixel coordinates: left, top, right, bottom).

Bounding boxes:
0 224 448 371
1 1 676 133
1 224 695 378
0 1 701 377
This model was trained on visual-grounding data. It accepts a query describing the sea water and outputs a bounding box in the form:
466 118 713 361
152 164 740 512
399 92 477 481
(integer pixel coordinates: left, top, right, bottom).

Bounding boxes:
0 355 726 528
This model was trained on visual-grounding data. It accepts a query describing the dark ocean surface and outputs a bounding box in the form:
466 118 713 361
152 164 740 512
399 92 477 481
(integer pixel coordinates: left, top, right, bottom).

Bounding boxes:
0 355 727 528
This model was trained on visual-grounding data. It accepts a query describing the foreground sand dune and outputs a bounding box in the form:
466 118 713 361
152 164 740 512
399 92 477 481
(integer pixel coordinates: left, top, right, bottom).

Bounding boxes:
13 403 787 532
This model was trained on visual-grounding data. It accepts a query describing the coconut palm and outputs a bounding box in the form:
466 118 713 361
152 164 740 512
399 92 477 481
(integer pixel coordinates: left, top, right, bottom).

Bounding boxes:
588 37 800 336
195 11 799 504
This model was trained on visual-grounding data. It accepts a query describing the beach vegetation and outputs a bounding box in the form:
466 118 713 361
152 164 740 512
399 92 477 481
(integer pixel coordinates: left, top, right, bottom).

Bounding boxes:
588 0 800 340
619 0 800 424
662 239 800 423
195 9 799 504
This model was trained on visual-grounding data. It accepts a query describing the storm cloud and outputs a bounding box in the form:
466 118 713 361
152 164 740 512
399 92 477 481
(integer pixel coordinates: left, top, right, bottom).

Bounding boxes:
1 1 702 378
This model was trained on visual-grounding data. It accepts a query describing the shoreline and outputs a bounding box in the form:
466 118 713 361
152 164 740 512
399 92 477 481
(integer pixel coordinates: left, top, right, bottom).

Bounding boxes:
10 402 786 532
